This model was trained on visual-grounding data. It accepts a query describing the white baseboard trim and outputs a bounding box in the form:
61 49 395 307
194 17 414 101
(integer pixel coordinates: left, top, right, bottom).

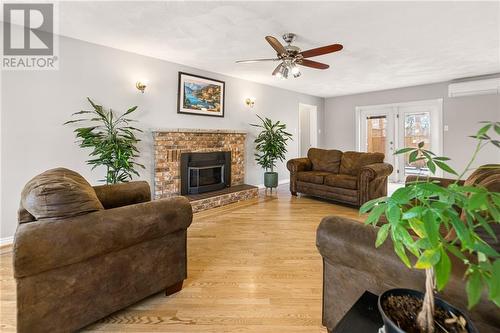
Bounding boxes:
256 179 289 189
0 236 14 247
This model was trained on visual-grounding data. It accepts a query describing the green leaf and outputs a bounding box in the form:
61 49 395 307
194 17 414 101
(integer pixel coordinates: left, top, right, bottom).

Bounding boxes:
477 123 492 136
422 211 439 246
360 197 386 214
395 147 415 155
494 124 500 135
409 150 418 163
394 241 411 268
469 193 488 210
402 206 425 220
445 243 467 261
418 141 425 148
364 203 387 225
475 214 497 241
386 204 401 225
434 160 458 175
435 249 451 290
408 218 426 238
473 242 500 258
466 270 483 308
426 160 436 174
390 186 413 204
433 156 451 161
449 214 471 247
487 259 500 306
415 248 441 269
375 224 390 247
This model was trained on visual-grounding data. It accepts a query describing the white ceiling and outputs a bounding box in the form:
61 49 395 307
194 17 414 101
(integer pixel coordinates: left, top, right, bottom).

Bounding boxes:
58 1 500 98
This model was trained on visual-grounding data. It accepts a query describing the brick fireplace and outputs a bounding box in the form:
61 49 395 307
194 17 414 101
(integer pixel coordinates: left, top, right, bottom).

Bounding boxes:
153 129 258 212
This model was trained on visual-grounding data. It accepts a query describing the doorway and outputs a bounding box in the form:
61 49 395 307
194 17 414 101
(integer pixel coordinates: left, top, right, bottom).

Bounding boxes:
298 103 318 157
356 99 443 183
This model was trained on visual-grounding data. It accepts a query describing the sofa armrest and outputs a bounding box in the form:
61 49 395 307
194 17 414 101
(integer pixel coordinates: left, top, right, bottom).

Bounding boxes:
317 216 411 278
358 163 393 181
93 181 151 209
13 196 192 278
316 216 500 330
405 175 464 188
287 158 312 173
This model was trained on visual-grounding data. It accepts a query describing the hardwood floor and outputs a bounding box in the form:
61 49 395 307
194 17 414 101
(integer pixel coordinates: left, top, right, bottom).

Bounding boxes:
0 186 363 332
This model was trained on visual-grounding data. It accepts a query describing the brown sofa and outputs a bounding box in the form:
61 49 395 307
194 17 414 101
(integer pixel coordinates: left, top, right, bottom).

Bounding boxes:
13 168 193 333
316 166 500 333
287 148 393 206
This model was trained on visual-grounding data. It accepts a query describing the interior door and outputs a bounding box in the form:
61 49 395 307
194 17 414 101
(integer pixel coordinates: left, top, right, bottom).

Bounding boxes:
299 104 318 157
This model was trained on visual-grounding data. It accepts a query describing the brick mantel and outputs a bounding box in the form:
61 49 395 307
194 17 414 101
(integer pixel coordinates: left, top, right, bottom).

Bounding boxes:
152 128 247 134
153 129 247 199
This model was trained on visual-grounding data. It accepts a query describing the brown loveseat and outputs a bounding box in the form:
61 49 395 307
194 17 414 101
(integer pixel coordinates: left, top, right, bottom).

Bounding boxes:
316 166 500 333
13 168 193 333
287 148 393 206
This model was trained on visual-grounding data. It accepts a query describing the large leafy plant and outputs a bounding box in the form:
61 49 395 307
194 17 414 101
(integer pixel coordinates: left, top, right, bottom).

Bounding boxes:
251 115 293 172
360 121 500 332
65 98 144 184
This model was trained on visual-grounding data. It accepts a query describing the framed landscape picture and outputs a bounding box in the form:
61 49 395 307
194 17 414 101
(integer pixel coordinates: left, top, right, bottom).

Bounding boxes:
177 72 225 117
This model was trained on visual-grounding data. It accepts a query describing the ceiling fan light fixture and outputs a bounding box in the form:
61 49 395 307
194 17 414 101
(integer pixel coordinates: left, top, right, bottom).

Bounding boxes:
272 63 284 78
282 66 289 79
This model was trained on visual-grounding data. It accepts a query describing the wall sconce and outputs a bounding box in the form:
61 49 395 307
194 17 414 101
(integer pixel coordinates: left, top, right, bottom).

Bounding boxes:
245 97 255 108
136 81 147 93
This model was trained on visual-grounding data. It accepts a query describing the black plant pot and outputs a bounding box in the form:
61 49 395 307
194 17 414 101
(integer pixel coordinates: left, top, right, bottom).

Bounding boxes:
378 288 477 333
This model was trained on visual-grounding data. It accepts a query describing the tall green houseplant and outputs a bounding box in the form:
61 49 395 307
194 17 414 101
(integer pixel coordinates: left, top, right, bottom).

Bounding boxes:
65 97 145 184
251 115 292 190
361 121 500 332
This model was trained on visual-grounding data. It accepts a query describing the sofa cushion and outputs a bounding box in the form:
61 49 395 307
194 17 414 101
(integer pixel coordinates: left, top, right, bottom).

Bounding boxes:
339 151 385 176
325 174 358 190
308 148 343 173
21 168 104 221
296 171 330 184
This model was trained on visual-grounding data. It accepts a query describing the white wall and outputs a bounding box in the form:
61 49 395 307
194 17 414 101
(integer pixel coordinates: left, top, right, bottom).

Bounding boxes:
0 36 325 239
324 78 500 177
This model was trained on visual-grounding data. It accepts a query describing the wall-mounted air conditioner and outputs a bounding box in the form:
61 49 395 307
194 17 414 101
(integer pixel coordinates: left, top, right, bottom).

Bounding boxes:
448 78 500 98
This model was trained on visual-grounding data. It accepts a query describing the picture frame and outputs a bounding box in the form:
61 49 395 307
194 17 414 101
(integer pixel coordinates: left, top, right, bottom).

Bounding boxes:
177 72 225 117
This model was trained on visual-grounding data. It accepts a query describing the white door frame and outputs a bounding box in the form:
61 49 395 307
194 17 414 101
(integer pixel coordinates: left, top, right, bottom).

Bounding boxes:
298 103 318 157
355 98 443 182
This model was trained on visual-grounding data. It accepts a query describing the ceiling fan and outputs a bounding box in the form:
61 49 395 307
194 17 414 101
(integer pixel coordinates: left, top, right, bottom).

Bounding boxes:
236 33 343 79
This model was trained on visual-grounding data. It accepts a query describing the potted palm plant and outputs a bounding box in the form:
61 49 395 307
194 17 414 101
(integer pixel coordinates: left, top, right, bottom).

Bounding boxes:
64 97 145 184
251 115 292 191
360 121 500 333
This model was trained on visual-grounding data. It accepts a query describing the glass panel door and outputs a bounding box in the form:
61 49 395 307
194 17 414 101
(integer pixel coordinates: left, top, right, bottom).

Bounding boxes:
403 112 431 176
359 108 396 182
366 115 387 154
397 102 441 182
358 99 443 183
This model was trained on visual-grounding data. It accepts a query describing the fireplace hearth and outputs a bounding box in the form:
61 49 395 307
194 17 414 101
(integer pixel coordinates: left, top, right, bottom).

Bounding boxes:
180 151 231 195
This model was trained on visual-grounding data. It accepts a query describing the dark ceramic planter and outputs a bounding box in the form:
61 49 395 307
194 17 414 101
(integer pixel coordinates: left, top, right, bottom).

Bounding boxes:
264 172 278 188
378 288 477 333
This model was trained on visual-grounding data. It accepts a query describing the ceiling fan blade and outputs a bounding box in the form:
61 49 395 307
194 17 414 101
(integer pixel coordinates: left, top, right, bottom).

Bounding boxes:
265 36 287 56
236 58 279 64
300 44 343 58
298 59 330 70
